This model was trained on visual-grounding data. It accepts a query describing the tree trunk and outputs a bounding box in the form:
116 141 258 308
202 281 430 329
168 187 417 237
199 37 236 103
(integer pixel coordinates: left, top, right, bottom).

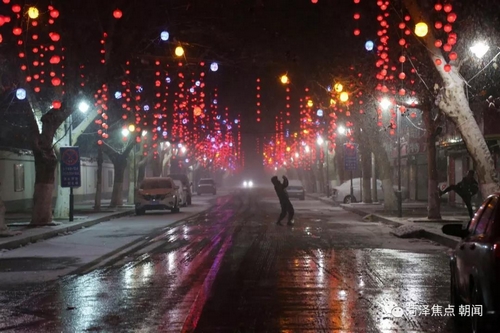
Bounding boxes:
371 153 378 202
127 153 135 204
0 194 7 233
439 84 500 197
361 147 372 203
422 107 441 219
94 146 103 211
31 146 58 225
403 0 500 196
110 160 126 208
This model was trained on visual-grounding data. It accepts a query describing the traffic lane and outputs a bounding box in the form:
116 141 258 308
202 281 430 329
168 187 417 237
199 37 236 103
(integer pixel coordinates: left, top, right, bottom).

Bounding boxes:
194 196 461 333
2 192 461 333
0 193 247 332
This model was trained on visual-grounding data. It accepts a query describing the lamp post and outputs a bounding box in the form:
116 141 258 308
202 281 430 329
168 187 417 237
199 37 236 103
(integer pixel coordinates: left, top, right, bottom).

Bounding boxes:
67 100 90 222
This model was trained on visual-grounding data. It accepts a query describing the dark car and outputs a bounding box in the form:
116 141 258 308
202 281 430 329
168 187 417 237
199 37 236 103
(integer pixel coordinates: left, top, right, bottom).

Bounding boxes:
442 192 500 333
168 174 192 205
197 178 216 195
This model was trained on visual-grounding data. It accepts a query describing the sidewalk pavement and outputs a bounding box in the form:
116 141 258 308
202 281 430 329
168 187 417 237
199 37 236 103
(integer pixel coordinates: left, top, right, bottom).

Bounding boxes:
1 200 134 250
307 193 466 248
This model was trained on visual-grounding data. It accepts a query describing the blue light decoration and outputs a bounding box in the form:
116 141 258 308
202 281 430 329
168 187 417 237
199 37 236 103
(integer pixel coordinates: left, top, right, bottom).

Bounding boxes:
137 86 143 93
285 130 290 138
157 126 161 131
143 105 150 111
327 85 332 92
182 118 188 124
189 87 195 93
162 131 168 136
227 125 232 130
185 158 189 163
114 91 122 99
365 40 374 51
229 142 233 147
195 80 201 86
216 115 221 120
201 125 206 129
15 88 26 100
234 119 239 124
160 31 169 41
222 120 227 124
317 109 324 117
165 77 171 83
211 137 216 142
213 99 217 105
210 62 218 72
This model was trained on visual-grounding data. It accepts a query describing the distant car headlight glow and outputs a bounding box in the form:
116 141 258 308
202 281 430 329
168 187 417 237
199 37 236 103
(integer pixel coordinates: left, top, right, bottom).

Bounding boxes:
243 180 253 188
243 181 248 187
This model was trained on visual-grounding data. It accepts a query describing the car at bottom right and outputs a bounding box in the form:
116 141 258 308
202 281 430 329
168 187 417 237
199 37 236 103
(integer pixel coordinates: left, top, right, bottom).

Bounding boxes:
442 192 500 333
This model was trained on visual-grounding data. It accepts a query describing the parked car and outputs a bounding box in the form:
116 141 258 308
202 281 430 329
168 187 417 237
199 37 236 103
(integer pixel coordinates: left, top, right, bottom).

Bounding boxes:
287 179 305 200
331 178 407 204
168 174 192 205
442 192 500 333
173 179 188 207
197 178 216 195
135 177 180 215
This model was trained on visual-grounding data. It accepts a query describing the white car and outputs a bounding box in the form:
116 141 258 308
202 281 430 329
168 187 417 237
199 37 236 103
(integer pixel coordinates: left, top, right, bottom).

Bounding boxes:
287 179 305 200
173 179 188 207
243 180 254 188
331 178 407 204
135 177 180 215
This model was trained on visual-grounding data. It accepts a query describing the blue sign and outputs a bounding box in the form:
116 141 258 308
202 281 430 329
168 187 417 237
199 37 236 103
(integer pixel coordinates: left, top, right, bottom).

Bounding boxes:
60 147 81 188
344 143 359 171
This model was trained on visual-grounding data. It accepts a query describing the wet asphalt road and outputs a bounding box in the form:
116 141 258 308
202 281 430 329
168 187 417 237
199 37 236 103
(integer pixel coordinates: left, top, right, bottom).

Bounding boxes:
0 189 471 332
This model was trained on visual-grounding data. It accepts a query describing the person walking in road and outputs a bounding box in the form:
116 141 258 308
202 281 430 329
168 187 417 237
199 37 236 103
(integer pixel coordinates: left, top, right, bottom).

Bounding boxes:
439 170 479 219
271 175 295 226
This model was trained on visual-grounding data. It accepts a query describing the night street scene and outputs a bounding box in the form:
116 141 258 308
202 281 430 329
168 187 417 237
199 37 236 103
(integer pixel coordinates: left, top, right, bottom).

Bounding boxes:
1 0 500 332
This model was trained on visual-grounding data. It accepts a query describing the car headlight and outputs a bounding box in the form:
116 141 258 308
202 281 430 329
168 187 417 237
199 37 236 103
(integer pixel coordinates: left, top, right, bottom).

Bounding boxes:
243 181 248 187
248 181 253 187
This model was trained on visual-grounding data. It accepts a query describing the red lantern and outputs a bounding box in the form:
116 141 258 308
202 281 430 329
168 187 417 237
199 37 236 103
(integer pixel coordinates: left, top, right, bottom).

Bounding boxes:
113 9 123 19
13 27 22 35
49 55 61 64
447 13 457 23
435 3 443 11
311 0 318 3
353 29 360 36
52 100 62 109
435 58 442 66
11 4 20 12
443 44 452 52
443 4 452 13
398 72 406 80
49 32 60 42
444 64 452 72
51 77 61 86
50 10 59 18
435 39 443 48
353 13 360 20
449 52 458 61
435 21 443 29
444 24 452 33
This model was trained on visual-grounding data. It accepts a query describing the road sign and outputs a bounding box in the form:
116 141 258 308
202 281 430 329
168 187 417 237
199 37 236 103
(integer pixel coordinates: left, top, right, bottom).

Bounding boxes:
60 146 81 188
344 143 359 171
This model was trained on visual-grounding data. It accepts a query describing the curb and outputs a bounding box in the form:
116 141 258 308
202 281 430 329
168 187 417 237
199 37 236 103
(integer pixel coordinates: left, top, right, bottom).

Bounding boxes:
340 205 459 248
0 210 134 250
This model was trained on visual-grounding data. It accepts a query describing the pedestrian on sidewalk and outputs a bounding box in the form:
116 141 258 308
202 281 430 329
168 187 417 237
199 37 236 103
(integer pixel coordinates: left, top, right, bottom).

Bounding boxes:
271 175 294 226
439 170 479 218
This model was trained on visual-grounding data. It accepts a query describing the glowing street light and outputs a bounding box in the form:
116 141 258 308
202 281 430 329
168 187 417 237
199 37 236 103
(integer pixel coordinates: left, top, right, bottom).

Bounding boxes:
121 128 130 137
78 101 90 113
380 97 392 110
414 22 429 37
28 7 39 19
280 74 289 84
470 41 490 58
337 125 346 135
334 83 343 92
175 46 184 57
339 92 349 102
316 136 324 145
128 124 136 132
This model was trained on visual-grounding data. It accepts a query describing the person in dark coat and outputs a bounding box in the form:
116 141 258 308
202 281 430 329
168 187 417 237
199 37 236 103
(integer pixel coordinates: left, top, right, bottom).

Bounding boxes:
271 175 294 226
439 170 479 218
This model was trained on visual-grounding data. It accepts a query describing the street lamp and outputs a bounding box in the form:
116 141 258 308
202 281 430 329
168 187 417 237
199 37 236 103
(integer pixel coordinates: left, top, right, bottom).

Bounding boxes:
67 100 90 221
381 98 402 217
470 41 490 58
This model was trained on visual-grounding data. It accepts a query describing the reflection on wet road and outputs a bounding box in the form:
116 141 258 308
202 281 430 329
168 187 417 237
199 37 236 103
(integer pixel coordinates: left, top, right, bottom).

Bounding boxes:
1 191 465 332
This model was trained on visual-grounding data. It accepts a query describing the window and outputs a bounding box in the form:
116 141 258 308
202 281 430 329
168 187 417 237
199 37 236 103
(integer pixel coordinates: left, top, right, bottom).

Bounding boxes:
14 164 24 192
140 179 172 190
108 170 113 187
474 197 498 236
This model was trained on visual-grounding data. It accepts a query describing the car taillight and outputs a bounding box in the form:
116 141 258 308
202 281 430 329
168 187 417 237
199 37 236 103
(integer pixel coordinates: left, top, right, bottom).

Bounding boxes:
494 243 500 258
